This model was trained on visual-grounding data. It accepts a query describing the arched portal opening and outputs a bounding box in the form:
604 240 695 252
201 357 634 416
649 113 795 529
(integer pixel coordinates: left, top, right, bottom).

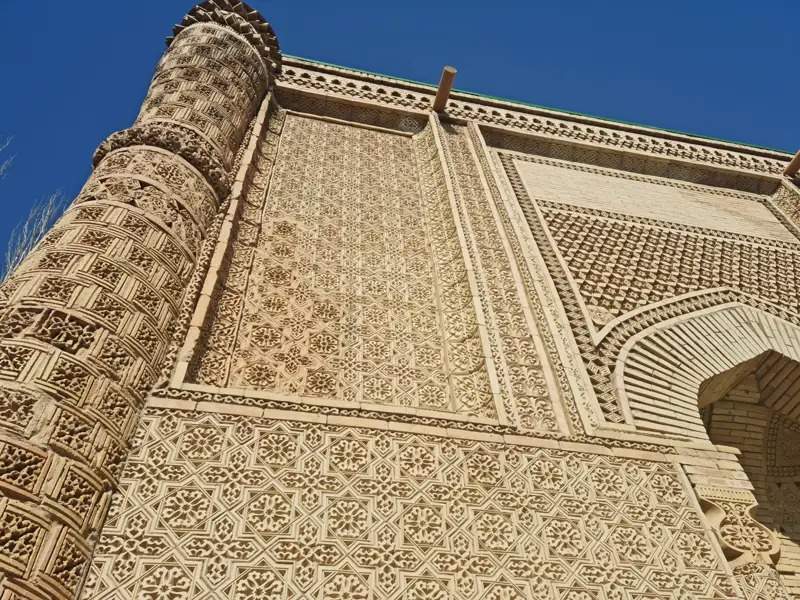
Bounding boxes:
700 350 800 595
615 303 800 596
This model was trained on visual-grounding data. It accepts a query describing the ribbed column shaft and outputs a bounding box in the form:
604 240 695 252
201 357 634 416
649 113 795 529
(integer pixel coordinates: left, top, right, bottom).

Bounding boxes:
0 3 279 598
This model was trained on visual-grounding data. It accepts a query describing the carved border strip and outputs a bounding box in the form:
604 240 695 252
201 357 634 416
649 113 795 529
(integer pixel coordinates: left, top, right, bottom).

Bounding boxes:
429 116 515 427
159 94 276 388
147 385 686 455
278 57 791 178
443 121 575 434
476 135 607 434
498 152 629 424
505 150 767 200
481 125 780 195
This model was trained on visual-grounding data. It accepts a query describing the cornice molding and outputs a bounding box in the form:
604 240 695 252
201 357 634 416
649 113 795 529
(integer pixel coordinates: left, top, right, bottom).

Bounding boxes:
168 0 282 78
277 56 791 181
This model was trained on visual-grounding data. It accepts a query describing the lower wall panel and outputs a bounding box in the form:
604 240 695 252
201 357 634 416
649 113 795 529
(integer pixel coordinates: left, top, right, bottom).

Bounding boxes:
82 407 737 599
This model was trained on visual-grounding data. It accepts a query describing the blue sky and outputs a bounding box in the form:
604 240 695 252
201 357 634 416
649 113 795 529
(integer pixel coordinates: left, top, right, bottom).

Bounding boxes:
0 0 798 262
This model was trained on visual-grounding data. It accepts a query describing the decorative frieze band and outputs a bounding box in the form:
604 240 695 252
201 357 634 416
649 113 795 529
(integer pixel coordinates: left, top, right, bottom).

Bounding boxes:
277 58 791 181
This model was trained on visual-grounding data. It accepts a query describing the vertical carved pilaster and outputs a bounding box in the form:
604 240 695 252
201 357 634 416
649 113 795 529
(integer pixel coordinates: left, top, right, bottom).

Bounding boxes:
695 486 791 599
0 3 279 598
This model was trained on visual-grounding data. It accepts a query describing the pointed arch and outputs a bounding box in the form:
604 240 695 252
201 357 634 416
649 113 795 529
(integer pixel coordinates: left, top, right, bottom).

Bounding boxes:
615 303 800 440
616 303 800 594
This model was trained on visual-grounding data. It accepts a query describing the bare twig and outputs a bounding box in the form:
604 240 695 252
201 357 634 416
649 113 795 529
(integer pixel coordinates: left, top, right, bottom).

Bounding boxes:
3 191 67 279
0 137 13 180
0 137 66 279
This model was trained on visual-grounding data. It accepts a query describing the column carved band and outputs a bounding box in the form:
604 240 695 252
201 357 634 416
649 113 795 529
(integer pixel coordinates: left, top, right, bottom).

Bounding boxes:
0 2 279 598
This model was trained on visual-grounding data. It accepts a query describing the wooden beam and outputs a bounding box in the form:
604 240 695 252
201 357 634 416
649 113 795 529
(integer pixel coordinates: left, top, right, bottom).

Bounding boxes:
432 66 457 113
784 150 800 177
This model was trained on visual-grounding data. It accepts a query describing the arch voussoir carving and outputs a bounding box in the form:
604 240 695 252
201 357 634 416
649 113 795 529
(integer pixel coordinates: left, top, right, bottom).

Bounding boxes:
617 304 800 598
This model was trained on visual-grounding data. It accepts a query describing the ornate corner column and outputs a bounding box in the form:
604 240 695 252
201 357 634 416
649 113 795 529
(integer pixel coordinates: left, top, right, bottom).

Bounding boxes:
693 484 791 599
0 2 279 598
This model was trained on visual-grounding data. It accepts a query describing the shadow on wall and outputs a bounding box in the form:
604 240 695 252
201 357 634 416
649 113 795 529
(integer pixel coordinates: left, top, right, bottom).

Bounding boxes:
701 351 800 594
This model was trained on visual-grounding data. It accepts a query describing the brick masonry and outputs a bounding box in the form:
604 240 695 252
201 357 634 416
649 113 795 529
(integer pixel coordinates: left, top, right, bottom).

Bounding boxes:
0 2 798 599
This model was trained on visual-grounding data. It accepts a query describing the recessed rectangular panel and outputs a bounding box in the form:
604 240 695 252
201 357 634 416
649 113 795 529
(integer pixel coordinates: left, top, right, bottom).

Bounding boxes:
515 157 795 243
194 113 496 418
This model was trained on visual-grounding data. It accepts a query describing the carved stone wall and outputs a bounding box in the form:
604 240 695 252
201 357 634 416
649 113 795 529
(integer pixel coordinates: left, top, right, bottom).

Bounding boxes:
4 2 800 599
0 2 278 598
189 113 497 418
495 151 800 427
490 146 800 596
84 408 737 600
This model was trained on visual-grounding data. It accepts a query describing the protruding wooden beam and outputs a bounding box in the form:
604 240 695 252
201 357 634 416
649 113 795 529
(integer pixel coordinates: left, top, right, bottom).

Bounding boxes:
432 66 457 113
784 150 800 177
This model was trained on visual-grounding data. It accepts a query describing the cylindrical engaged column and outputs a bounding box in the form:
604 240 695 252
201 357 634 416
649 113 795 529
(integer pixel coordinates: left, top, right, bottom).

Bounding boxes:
0 3 279 598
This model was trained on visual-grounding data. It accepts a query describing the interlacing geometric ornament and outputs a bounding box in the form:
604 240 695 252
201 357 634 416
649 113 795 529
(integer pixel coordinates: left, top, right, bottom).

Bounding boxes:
83 408 739 599
2 1 799 599
540 202 800 318
436 122 562 432
0 2 279 598
275 60 789 185
191 113 500 419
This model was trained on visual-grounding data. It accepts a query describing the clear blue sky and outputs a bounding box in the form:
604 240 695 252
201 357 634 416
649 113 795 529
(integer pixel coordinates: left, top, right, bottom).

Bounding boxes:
0 0 798 261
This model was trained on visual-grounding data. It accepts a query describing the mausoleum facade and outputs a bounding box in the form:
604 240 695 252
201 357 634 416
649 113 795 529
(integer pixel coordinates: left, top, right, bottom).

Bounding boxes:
0 2 799 599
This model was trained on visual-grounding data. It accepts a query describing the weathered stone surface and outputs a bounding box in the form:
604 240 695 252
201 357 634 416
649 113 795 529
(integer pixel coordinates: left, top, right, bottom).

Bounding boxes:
0 3 278 598
2 2 799 599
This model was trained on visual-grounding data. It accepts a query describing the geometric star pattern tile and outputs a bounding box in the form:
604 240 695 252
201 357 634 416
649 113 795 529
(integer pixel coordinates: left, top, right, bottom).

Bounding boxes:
83 408 737 599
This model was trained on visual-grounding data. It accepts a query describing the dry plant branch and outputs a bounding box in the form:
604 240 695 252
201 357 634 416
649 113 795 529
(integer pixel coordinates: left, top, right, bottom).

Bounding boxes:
3 191 67 279
0 137 13 180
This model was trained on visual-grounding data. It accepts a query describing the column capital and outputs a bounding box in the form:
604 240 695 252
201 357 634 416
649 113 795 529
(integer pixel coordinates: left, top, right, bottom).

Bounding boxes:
168 0 281 80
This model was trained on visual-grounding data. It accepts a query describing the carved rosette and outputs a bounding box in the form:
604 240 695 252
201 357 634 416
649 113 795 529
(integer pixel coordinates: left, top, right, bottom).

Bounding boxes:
733 562 793 600
0 2 279 598
695 486 790 599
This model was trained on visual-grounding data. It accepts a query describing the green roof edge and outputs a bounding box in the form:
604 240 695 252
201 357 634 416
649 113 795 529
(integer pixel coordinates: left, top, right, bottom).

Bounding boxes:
283 53 792 156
